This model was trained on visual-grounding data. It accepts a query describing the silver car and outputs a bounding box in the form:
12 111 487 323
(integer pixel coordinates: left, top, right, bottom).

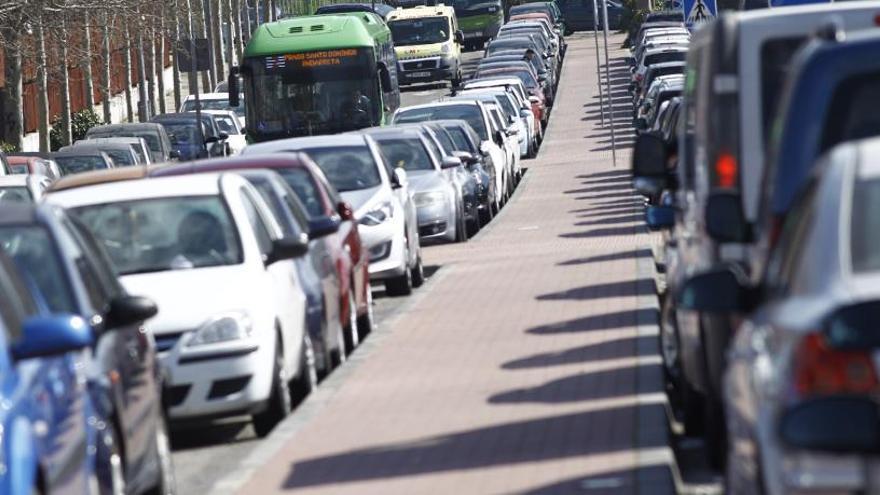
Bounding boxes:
679 137 880 494
360 126 466 244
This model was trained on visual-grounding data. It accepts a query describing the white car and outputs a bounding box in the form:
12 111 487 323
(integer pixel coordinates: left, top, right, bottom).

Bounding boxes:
48 173 314 437
392 100 511 210
456 89 534 158
244 134 424 295
201 109 247 155
180 92 246 128
0 174 51 203
461 77 542 150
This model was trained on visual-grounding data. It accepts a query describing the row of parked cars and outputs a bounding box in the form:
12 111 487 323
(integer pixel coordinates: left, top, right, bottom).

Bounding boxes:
0 8 565 491
630 3 880 492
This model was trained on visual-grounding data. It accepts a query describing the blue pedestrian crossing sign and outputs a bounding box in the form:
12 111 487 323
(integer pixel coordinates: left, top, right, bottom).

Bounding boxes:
683 0 716 27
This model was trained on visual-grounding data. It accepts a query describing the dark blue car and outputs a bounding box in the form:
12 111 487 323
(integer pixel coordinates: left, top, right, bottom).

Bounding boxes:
0 249 112 495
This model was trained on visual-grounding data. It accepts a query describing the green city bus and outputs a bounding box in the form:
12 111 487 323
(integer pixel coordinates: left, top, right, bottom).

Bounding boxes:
449 0 504 50
230 13 400 141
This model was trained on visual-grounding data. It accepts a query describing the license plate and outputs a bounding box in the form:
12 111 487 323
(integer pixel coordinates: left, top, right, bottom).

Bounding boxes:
409 71 432 78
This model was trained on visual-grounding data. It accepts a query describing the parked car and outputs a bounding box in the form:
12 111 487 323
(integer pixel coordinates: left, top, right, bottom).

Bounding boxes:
85 123 178 163
0 174 51 203
436 119 497 224
0 203 175 493
6 154 61 179
151 113 229 160
244 134 425 296
360 125 466 243
201 109 248 155
76 136 152 164
48 173 315 437
392 100 510 211
679 137 880 494
179 92 246 127
51 148 115 176
150 154 373 344
458 86 537 157
461 76 544 138
0 249 116 495
61 142 140 167
0 151 11 175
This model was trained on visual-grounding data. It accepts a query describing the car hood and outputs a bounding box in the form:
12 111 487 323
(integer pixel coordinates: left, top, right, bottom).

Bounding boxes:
120 264 261 335
406 170 447 193
341 186 385 217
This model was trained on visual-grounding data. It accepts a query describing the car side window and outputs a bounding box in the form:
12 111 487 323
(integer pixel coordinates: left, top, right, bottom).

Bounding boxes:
423 133 445 161
764 182 817 295
239 189 275 255
820 72 880 153
61 216 118 311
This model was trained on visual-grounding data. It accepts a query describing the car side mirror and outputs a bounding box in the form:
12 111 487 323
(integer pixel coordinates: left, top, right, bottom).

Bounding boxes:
378 64 393 92
676 267 756 313
705 192 751 243
520 108 531 117
204 135 219 144
455 30 464 44
453 151 478 165
392 168 407 189
645 205 675 230
228 67 241 107
441 156 462 169
12 315 94 360
631 132 668 178
169 150 181 160
505 125 519 136
217 132 229 141
104 295 158 330
265 233 309 265
779 397 880 454
308 216 341 238
494 130 505 145
337 201 355 221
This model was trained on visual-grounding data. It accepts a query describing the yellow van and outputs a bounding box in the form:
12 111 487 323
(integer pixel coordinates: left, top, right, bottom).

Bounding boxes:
387 4 464 87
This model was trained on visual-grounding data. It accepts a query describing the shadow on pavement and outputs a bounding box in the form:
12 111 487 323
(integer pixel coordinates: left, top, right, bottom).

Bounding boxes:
574 213 643 227
519 465 676 495
557 248 652 266
526 308 659 336
488 365 643 404
536 279 656 302
501 334 657 370
559 225 639 238
577 206 644 218
171 420 253 451
281 404 667 489
564 182 633 195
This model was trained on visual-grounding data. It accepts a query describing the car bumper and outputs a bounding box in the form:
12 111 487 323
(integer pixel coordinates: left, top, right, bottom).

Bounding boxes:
161 336 275 420
416 201 456 242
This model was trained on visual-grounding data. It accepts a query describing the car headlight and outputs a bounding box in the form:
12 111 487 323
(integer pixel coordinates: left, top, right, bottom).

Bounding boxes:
359 201 393 226
414 191 446 207
441 43 451 54
186 312 253 347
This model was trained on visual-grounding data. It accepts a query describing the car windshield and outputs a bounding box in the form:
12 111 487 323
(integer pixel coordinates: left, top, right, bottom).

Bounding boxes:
395 105 488 140
9 164 29 174
445 127 475 153
389 17 450 46
161 122 204 146
478 68 538 90
72 196 243 275
302 146 382 192
493 94 518 117
103 149 136 166
181 98 246 119
55 155 109 175
0 187 31 204
212 115 240 134
374 137 435 172
275 168 326 218
510 4 551 16
90 129 161 152
0 226 76 313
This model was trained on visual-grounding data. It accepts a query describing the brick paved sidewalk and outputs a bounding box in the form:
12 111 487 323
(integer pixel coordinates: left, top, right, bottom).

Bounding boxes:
227 33 676 495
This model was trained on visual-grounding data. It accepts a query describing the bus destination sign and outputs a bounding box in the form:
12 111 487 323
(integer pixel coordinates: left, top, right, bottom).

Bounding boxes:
264 48 366 71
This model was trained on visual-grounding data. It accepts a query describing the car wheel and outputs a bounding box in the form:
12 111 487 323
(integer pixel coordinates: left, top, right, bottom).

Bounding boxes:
330 320 347 368
146 415 176 495
479 198 494 225
455 202 469 243
290 333 318 403
467 207 482 237
356 284 374 338
252 337 292 438
411 255 425 288
96 423 126 495
385 249 413 297
704 393 728 470
344 286 359 354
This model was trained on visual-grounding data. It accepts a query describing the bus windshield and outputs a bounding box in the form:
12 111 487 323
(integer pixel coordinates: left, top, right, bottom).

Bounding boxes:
451 0 500 17
389 18 450 46
243 48 382 141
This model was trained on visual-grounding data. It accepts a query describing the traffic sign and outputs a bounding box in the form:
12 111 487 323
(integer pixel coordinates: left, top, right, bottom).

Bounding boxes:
683 0 716 27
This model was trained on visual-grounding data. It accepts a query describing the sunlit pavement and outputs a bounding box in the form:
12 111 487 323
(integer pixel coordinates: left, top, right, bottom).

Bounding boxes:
190 33 682 495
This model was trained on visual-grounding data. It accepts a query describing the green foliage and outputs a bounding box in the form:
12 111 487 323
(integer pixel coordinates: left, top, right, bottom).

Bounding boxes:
50 108 103 151
619 0 647 46
0 141 18 154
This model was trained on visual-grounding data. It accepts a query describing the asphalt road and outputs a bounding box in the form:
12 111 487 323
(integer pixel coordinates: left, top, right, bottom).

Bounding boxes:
169 49 485 495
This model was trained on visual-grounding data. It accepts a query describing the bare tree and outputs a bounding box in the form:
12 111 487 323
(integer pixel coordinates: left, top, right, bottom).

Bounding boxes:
35 14 50 151
81 10 95 110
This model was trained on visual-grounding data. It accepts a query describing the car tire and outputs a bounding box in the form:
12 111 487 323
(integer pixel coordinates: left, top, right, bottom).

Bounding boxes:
330 321 347 368
704 393 728 470
356 284 374 338
344 286 360 354
290 333 318 403
252 336 292 438
455 202 469 243
146 415 176 495
411 254 425 288
467 209 482 237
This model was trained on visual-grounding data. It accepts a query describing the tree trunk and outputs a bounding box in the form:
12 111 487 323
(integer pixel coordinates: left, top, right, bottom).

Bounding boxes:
137 25 150 121
59 18 73 147
232 0 244 61
82 11 96 110
262 0 271 24
124 25 134 122
101 13 112 123
212 0 225 80
157 14 168 114
196 0 215 92
36 17 51 153
1 34 24 150
243 0 253 43
172 0 183 109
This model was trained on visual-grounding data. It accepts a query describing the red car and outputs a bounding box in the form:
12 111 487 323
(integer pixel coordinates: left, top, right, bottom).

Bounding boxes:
151 154 372 351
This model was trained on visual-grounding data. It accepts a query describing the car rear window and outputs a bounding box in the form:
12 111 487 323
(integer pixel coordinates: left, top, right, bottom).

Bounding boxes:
851 178 880 273
645 51 685 66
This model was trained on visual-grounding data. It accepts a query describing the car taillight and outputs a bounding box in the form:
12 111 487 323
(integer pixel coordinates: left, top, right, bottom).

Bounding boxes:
635 73 643 82
714 152 738 189
792 333 880 397
768 215 783 251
